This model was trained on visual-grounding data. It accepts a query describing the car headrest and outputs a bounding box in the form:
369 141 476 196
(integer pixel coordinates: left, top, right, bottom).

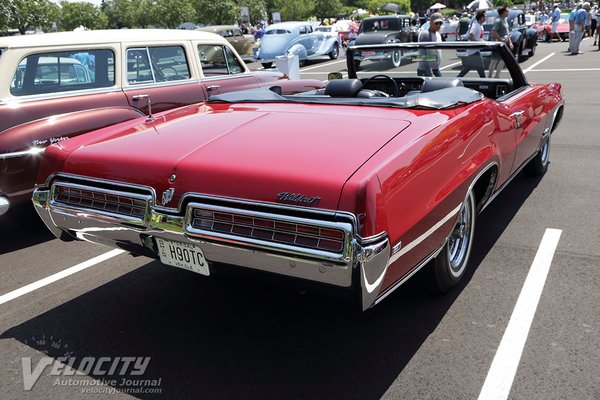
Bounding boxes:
325 79 364 97
421 78 464 93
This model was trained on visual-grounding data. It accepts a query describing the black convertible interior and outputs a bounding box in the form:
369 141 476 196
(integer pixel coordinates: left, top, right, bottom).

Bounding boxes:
323 76 514 100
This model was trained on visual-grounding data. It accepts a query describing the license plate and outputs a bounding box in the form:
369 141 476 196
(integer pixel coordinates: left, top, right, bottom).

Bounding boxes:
156 238 209 276
361 51 376 56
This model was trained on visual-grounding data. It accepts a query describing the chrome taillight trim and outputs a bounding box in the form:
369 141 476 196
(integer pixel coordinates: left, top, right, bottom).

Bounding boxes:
185 202 354 263
50 182 152 225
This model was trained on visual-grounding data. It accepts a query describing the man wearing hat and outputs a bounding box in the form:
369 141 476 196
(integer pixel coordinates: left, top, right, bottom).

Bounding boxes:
417 12 443 77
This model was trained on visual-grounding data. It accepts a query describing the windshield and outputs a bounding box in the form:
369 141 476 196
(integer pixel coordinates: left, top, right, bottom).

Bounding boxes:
353 45 515 80
361 19 400 32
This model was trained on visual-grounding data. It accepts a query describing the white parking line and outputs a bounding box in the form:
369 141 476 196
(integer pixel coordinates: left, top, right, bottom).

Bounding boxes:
478 228 562 400
440 61 462 71
300 59 347 71
527 68 600 72
523 53 555 73
0 249 125 306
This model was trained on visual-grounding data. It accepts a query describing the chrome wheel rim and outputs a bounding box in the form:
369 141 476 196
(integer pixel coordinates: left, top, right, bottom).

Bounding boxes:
540 136 550 165
447 196 473 277
392 51 401 67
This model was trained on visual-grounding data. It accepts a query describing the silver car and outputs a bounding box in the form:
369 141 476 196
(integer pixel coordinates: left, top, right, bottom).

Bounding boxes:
253 21 340 68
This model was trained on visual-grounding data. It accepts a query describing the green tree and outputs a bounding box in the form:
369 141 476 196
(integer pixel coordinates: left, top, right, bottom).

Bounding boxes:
313 0 342 19
275 0 315 20
151 0 196 28
59 2 108 30
193 0 239 25
102 0 154 28
4 0 60 34
359 0 410 14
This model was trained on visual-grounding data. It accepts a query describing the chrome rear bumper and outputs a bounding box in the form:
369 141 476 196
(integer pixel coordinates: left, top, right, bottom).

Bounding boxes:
33 182 391 310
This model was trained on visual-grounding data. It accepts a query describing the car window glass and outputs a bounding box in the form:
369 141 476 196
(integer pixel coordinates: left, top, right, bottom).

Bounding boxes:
127 46 190 85
223 46 243 74
265 29 290 35
234 29 242 36
198 44 243 76
10 49 115 96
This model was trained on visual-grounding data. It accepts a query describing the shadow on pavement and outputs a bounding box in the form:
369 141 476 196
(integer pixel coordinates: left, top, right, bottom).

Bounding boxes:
1 171 543 400
0 202 55 255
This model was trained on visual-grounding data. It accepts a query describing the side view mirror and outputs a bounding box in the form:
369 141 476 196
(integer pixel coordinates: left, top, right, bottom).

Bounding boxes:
328 72 343 81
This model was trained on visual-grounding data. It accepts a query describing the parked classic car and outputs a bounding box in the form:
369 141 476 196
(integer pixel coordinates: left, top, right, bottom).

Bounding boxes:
33 42 563 310
531 13 569 42
0 29 323 215
351 15 415 69
253 21 341 68
196 25 255 59
483 9 538 60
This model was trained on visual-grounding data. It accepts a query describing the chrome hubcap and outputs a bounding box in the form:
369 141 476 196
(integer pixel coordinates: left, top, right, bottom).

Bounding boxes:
447 198 473 277
540 137 549 165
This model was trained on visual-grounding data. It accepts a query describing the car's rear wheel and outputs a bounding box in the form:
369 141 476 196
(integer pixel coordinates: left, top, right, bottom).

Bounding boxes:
431 190 475 292
261 62 272 69
528 41 536 57
526 133 551 176
329 43 339 60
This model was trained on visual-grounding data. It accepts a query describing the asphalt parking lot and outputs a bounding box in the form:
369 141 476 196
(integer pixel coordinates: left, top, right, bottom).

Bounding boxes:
1 39 599 400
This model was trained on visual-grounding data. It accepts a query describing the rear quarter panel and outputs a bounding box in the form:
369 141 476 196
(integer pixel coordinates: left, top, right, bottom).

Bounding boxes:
338 101 503 292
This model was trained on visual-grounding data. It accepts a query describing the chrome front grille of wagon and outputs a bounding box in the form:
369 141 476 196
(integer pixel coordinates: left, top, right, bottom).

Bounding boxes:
51 182 151 224
185 202 353 262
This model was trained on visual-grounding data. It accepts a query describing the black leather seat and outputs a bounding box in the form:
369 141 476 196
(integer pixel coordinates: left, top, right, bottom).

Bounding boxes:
420 78 464 93
324 79 364 97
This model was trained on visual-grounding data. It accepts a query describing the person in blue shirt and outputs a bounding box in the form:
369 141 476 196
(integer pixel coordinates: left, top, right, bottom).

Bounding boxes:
571 2 590 54
568 3 582 52
550 4 562 42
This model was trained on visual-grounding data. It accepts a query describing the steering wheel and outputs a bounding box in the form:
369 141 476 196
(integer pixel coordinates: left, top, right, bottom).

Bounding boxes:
362 74 400 97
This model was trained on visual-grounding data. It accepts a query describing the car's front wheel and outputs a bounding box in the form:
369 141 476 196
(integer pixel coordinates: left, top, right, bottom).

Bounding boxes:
329 43 339 60
431 190 476 292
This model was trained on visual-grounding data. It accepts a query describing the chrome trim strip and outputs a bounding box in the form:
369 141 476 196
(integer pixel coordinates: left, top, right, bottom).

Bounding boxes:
374 246 443 306
122 78 197 91
185 202 354 263
0 147 45 159
200 73 259 83
388 203 461 265
37 173 159 201
360 231 388 246
0 196 10 216
2 87 122 103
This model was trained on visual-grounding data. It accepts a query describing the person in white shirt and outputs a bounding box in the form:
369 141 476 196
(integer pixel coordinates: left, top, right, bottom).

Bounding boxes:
417 13 443 77
458 10 486 77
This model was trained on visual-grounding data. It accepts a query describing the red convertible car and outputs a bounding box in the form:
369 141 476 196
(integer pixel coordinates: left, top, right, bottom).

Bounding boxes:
33 42 564 310
531 13 570 42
